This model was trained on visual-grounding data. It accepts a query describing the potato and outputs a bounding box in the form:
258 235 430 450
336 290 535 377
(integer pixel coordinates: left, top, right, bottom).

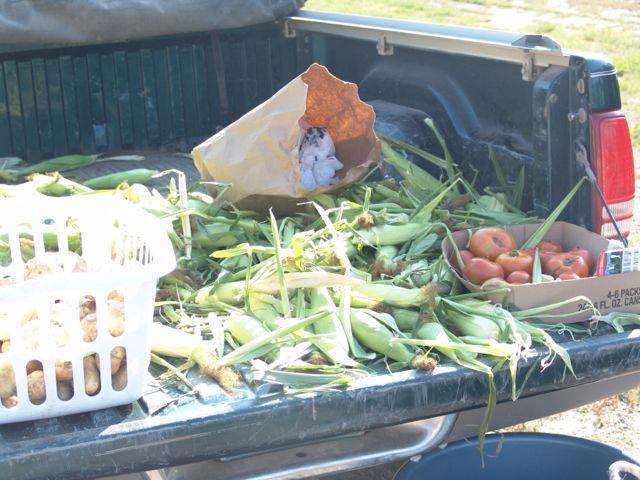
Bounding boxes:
96 346 126 375
49 301 76 325
24 255 64 279
0 363 16 400
111 361 128 391
27 370 46 405
55 359 74 383
110 347 126 375
56 380 74 401
21 320 69 349
80 314 98 342
1 395 18 408
26 360 41 375
78 295 96 319
0 275 17 286
107 301 126 337
83 355 100 396
108 290 124 302
0 308 35 342
24 251 88 279
0 340 9 353
21 308 38 325
20 321 44 350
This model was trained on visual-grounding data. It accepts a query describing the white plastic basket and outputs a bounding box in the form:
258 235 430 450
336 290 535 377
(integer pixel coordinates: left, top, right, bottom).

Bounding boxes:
0 195 176 423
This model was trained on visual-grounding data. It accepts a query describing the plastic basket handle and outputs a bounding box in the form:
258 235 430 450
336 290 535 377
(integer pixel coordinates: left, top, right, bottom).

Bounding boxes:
609 460 640 480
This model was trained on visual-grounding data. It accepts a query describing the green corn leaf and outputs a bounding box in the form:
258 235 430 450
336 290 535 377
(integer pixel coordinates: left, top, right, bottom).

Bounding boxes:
13 153 144 177
411 178 462 223
14 154 101 176
378 133 449 170
521 176 588 249
381 140 443 193
424 117 458 190
219 309 331 366
512 166 525 208
488 145 508 189
270 209 290 317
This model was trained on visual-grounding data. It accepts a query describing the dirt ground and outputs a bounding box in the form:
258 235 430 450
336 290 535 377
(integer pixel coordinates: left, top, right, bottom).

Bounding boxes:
501 388 640 459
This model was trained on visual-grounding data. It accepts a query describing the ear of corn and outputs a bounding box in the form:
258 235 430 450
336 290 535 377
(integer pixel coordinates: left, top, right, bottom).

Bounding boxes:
218 309 331 367
354 223 425 247
350 309 415 364
248 294 282 331
310 288 349 354
306 288 357 367
352 283 432 308
226 314 279 362
83 168 159 189
391 308 420 331
14 154 101 176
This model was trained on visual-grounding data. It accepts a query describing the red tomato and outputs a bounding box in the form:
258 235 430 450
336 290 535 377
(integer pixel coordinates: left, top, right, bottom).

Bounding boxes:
463 257 505 285
536 240 563 253
450 249 474 273
568 247 594 271
495 250 534 276
544 253 589 278
506 270 531 284
469 227 517 261
557 271 581 281
529 241 563 269
538 249 558 268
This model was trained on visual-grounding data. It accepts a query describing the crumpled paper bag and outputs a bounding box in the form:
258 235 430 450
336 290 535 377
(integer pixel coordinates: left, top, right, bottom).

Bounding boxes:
192 63 380 211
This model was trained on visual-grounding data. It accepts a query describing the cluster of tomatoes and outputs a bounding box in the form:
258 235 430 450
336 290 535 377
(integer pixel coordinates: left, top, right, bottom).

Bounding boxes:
451 227 594 286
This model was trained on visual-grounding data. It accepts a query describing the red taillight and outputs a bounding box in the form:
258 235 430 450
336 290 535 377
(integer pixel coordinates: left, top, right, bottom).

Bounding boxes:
590 110 636 239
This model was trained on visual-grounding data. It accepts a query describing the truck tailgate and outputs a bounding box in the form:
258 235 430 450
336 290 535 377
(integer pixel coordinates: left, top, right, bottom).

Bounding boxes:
1 312 638 479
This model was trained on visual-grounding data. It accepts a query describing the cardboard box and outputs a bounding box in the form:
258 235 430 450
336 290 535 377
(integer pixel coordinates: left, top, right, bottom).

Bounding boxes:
442 222 635 323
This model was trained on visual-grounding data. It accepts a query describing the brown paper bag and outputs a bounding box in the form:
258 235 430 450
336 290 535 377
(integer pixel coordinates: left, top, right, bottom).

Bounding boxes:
192 63 380 211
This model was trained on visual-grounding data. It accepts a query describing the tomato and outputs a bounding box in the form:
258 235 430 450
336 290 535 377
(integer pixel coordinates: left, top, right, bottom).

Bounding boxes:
469 227 517 261
463 257 505 285
536 240 563 253
568 247 594 271
557 271 581 281
520 247 536 257
495 250 534 276
538 249 558 269
450 249 474 273
526 241 563 268
506 270 531 284
543 253 589 278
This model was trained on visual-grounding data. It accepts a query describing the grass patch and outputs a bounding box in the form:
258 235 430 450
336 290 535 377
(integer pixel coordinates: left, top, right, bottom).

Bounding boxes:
532 22 556 34
631 123 640 147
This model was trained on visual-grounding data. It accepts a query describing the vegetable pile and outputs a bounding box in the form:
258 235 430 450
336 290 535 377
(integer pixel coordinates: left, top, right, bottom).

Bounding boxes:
457 227 595 286
0 251 128 407
0 125 622 452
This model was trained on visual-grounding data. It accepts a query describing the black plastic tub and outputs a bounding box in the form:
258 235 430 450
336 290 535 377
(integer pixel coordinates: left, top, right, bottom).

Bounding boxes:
394 433 640 480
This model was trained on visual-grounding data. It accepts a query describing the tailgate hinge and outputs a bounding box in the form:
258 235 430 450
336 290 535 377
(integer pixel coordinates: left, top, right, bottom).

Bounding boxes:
521 52 537 82
377 35 394 56
282 19 296 38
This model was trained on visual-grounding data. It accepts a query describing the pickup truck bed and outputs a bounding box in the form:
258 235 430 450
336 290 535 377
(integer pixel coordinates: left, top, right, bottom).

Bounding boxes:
0 6 638 479
0 201 637 478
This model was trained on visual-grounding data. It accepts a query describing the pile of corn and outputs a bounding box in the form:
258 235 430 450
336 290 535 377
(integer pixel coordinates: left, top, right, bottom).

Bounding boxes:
1 129 596 449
